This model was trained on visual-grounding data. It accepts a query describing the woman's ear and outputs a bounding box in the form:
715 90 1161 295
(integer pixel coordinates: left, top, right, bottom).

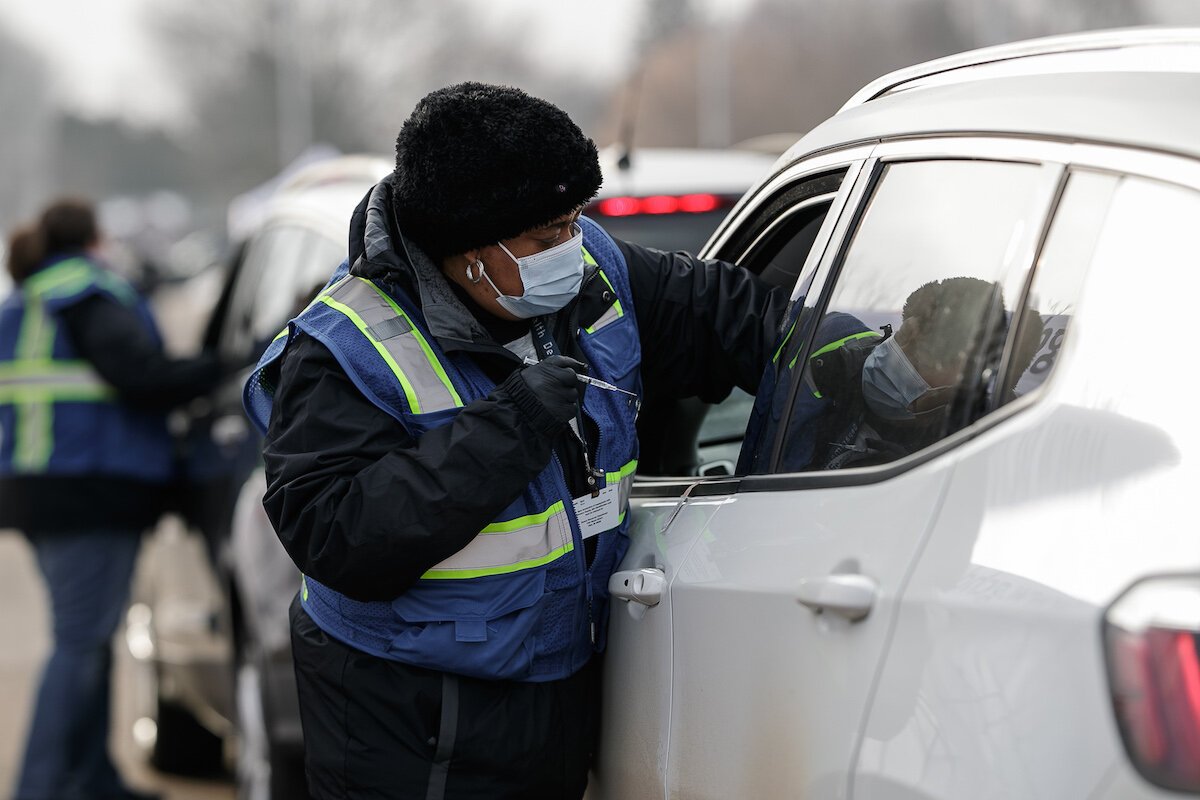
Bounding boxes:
442 249 477 278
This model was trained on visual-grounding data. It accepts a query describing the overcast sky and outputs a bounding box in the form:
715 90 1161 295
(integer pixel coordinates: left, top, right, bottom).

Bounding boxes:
0 0 748 130
0 0 185 126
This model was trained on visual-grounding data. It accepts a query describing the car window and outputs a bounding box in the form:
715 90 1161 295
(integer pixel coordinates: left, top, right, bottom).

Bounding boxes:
631 169 847 478
220 224 343 360
1061 174 1200 433
220 225 304 358
1003 170 1118 401
249 229 342 346
695 198 836 475
767 159 1053 473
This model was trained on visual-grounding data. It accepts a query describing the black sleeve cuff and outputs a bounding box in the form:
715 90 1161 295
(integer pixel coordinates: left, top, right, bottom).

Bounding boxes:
494 370 565 438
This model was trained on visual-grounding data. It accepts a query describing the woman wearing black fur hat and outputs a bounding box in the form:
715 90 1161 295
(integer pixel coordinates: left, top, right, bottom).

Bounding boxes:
244 82 786 799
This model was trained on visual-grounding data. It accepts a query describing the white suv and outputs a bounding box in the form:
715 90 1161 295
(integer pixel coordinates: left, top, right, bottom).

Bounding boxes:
596 28 1200 800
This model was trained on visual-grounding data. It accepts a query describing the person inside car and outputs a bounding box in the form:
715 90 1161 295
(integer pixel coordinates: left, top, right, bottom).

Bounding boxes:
242 82 786 799
795 276 1042 471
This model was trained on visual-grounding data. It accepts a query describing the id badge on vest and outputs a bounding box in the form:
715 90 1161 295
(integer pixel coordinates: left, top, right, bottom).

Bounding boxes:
572 483 620 539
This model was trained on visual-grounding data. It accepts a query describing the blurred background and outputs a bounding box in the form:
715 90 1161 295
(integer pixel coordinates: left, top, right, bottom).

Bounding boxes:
3 0 1200 270
3 0 1200 797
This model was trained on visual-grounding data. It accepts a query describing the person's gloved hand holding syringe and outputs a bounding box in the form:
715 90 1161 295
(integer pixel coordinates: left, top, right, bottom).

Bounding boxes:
522 355 639 406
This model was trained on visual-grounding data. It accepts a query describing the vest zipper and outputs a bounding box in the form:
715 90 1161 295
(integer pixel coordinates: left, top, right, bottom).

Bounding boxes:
552 450 596 647
585 406 604 647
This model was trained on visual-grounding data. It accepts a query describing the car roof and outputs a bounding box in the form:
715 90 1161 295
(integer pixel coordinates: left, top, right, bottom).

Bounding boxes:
257 155 392 241
597 146 779 197
780 27 1200 165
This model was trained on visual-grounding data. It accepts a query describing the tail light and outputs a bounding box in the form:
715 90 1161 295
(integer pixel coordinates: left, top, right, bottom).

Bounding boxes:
1103 575 1200 793
590 193 731 217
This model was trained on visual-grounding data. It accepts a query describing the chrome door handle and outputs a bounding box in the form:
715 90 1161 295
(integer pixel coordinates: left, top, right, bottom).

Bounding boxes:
609 568 666 608
796 574 877 622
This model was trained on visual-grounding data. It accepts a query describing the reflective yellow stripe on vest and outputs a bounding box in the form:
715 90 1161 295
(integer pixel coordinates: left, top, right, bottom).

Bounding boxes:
11 298 58 470
23 258 137 306
423 459 638 580
23 259 93 299
318 276 463 414
0 360 115 403
582 259 625 335
422 500 575 579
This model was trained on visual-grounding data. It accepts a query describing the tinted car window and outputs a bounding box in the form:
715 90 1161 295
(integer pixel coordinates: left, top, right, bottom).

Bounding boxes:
220 225 306 358
1005 170 1117 400
697 198 836 474
220 224 343 360
773 159 1051 472
621 168 845 476
250 230 342 345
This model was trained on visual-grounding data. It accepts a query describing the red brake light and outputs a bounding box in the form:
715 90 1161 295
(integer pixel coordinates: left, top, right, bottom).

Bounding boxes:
596 197 640 217
678 193 721 213
1104 575 1200 793
590 194 728 217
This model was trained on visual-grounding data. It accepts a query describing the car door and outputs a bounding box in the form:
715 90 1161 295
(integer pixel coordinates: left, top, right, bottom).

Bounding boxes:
854 154 1200 800
661 145 1066 800
592 154 866 800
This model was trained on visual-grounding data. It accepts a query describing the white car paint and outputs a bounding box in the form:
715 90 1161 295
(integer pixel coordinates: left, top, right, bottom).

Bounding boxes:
599 28 1200 800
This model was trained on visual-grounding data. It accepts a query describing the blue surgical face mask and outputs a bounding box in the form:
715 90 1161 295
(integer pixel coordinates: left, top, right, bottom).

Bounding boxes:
860 335 932 421
480 222 585 319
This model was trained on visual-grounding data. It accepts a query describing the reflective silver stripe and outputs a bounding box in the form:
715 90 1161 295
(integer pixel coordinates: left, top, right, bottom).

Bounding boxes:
422 503 574 579
583 268 625 333
322 276 463 413
615 472 634 516
0 362 112 398
606 460 638 520
584 303 622 334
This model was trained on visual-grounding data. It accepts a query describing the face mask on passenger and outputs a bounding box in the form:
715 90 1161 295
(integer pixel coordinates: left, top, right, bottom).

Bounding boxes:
860 335 936 421
479 223 585 319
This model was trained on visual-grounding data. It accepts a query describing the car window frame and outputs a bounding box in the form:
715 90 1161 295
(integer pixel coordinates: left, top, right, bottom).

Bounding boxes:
735 134 1200 493
219 224 294 359
632 154 869 498
746 139 1073 490
218 207 346 360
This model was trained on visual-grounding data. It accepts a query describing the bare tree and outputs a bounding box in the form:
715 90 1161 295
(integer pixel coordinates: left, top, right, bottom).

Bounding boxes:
143 0 610 223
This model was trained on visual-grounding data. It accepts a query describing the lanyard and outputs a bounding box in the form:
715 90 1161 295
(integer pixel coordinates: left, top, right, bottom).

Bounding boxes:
529 316 603 496
529 316 558 360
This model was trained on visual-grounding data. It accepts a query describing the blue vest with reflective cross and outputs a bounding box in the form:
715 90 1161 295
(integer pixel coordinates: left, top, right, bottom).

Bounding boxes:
0 256 174 482
243 217 641 682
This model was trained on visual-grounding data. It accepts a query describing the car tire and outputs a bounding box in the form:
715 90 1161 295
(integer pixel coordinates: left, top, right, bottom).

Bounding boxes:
151 695 226 776
236 641 310 800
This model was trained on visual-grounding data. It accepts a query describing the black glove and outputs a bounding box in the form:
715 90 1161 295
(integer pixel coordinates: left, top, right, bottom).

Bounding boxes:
518 355 585 425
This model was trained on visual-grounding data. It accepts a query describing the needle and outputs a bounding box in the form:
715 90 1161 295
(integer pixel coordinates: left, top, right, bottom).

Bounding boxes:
522 356 640 400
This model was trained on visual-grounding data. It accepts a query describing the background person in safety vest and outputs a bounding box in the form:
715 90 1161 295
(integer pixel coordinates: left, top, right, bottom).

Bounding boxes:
0 198 225 800
243 82 787 800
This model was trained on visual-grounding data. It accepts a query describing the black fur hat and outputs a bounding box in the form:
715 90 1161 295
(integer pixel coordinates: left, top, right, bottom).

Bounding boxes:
392 82 603 262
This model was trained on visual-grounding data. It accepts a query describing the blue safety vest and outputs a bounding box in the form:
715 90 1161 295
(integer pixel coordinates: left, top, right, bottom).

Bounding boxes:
0 256 174 482
244 218 641 681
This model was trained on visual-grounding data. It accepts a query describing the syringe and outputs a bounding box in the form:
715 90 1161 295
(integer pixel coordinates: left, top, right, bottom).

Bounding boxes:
522 356 639 400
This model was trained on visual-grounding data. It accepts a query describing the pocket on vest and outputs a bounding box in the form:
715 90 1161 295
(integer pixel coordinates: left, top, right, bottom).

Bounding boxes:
387 569 546 679
583 316 640 391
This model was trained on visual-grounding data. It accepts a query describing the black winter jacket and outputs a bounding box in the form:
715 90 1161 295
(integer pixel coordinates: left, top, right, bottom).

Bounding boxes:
262 182 786 602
